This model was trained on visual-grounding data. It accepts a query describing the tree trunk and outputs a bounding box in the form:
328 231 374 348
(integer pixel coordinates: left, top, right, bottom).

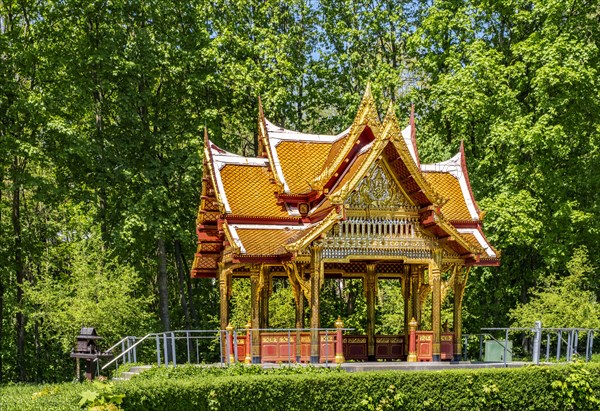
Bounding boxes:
157 238 170 331
175 239 198 327
173 240 190 329
12 161 26 381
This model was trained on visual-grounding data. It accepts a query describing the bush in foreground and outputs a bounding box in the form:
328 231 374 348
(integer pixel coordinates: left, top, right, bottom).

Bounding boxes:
2 362 599 410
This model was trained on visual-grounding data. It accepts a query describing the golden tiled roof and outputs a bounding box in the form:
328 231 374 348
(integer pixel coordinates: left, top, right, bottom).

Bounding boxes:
219 164 288 218
235 228 301 255
422 171 472 221
324 135 349 165
276 141 332 194
458 233 487 255
327 149 371 200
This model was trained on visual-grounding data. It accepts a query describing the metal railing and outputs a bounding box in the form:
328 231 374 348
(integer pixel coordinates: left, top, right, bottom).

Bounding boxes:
463 324 595 367
101 326 352 373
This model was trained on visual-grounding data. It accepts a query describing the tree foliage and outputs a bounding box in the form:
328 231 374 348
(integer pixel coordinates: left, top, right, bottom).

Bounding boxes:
1 0 599 382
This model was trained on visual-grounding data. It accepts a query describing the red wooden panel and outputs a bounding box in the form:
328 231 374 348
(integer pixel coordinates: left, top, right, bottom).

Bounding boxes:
416 332 433 362
260 333 298 363
441 333 453 360
375 336 405 361
236 335 247 361
344 335 368 361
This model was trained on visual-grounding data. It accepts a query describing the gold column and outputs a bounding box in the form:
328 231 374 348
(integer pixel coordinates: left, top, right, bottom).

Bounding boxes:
453 265 468 361
218 263 229 332
218 263 230 362
309 245 323 363
365 263 377 361
403 265 412 356
288 263 305 362
259 267 271 329
250 265 261 363
430 249 443 361
411 267 421 327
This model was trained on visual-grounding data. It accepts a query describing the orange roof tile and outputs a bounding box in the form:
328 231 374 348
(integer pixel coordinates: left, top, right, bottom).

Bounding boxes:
460 233 484 252
422 171 472 221
219 165 288 218
327 149 371 200
324 135 349 165
235 228 300 255
276 141 332 194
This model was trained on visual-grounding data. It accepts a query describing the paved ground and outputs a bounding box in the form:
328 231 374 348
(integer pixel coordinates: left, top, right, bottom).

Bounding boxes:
261 360 537 372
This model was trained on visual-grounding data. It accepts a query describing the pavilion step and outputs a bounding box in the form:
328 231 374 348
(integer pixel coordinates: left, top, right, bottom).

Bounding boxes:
113 365 152 381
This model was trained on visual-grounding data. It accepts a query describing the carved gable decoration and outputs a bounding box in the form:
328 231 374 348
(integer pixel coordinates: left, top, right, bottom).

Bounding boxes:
346 162 413 209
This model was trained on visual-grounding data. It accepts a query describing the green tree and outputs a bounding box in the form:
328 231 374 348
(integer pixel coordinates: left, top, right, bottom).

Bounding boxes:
509 247 600 329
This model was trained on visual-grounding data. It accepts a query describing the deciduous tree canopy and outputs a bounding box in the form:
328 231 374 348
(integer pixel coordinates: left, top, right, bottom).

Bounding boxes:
1 0 599 382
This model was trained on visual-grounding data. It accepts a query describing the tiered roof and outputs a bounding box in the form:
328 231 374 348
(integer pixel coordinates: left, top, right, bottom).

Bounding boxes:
192 87 499 277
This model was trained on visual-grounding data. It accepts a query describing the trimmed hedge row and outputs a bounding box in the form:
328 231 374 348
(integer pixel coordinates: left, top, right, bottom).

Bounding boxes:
116 363 600 411
3 363 600 410
0 383 82 411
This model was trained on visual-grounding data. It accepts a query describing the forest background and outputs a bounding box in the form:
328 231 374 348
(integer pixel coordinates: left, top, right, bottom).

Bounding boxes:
1 0 600 383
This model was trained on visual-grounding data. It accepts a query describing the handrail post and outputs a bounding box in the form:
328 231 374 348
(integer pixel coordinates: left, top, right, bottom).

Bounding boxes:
226 324 234 364
532 321 541 365
133 337 137 363
546 332 550 362
163 333 169 367
219 330 224 365
335 317 344 364
479 334 483 361
463 335 468 361
233 330 239 363
407 318 417 362
567 331 572 361
504 329 508 367
171 332 177 367
325 329 329 365
156 335 161 366
121 340 126 365
186 332 190 364
588 331 594 362
245 321 252 364
287 330 291 364
557 331 562 361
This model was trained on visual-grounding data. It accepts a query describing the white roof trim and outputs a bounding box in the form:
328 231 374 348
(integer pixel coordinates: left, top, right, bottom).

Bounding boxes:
266 132 290 193
420 152 479 220
457 228 496 257
285 203 301 216
209 141 268 214
265 119 351 194
231 224 310 230
226 225 246 254
401 125 418 164
265 119 350 143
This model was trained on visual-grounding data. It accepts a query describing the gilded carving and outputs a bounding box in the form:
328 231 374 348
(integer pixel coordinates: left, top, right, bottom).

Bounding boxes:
346 162 414 209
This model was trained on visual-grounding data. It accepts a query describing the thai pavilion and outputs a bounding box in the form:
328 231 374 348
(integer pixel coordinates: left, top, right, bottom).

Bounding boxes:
191 87 499 364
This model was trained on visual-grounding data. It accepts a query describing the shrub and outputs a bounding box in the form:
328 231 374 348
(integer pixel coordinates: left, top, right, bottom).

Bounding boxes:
2 363 600 411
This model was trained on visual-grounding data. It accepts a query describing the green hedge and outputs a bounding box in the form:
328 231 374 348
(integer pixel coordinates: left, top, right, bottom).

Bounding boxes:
3 363 600 411
117 363 600 411
0 383 82 411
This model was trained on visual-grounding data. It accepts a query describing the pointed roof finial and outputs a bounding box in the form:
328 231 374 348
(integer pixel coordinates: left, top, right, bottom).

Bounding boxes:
363 82 372 99
257 95 265 118
204 125 209 148
385 100 395 118
459 139 465 156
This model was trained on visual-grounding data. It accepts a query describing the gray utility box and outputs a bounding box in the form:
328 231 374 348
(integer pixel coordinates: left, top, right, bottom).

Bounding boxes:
484 340 513 362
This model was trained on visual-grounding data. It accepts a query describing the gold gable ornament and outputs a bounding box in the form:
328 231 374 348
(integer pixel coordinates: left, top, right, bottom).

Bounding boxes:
346 162 413 210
